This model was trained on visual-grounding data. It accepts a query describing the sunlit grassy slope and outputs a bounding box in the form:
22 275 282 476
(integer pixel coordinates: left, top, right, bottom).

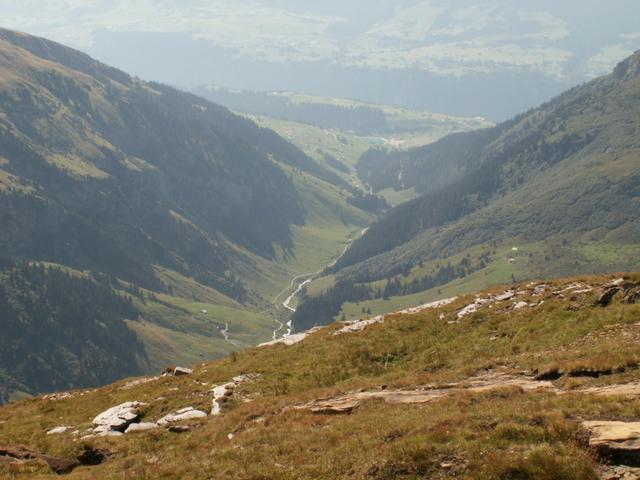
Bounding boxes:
1 273 639 479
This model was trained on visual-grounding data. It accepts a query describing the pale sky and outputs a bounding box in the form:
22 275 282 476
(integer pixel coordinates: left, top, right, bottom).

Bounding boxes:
2 0 638 118
2 0 638 78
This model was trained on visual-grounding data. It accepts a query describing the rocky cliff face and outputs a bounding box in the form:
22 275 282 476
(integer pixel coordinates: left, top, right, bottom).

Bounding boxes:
614 50 640 81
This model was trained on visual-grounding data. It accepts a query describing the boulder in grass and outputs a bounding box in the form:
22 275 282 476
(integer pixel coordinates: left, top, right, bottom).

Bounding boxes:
163 366 194 376
93 401 147 433
583 420 640 463
157 407 207 425
595 287 620 307
125 422 159 434
46 426 71 435
173 367 194 376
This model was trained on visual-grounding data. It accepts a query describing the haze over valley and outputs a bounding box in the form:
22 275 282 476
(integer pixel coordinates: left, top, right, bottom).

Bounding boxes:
0 2 640 478
3 0 640 119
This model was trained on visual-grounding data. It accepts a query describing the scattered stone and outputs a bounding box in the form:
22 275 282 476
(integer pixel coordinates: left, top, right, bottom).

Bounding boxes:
211 375 255 415
46 426 71 435
173 367 193 376
157 407 207 425
120 376 159 390
513 301 529 310
398 297 458 315
495 291 516 302
93 401 147 433
259 327 324 347
125 422 159 433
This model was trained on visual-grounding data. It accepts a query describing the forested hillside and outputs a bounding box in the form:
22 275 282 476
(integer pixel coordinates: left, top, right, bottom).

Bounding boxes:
294 51 640 330
0 260 146 404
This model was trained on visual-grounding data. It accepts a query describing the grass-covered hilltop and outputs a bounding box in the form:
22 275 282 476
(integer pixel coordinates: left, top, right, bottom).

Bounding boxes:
1 273 640 478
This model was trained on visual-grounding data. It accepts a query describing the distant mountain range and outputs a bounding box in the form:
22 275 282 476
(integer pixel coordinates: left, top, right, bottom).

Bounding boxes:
294 50 640 330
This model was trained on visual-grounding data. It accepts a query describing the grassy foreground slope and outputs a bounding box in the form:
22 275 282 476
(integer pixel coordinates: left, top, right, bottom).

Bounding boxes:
0 273 639 478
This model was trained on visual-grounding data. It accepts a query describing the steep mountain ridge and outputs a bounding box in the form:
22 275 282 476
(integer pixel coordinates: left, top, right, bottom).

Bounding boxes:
293 51 640 329
0 28 372 402
340 50 640 272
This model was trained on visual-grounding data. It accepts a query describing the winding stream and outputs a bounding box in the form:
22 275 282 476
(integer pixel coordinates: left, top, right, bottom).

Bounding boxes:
271 227 369 340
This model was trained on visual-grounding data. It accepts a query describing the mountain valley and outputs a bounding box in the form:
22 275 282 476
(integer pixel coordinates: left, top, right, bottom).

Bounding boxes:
0 13 639 479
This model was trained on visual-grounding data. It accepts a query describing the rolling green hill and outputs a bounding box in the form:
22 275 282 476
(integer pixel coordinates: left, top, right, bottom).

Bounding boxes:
293 50 640 330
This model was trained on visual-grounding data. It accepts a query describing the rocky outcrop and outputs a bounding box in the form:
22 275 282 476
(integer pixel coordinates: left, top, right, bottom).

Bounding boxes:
173 367 194 376
157 407 207 426
120 376 159 390
46 426 71 435
211 375 255 415
613 51 640 82
259 327 324 347
335 316 385 335
162 366 193 376
583 421 640 465
596 279 640 307
596 287 621 307
599 465 640 480
334 297 458 335
299 372 557 414
124 422 159 433
91 401 147 436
